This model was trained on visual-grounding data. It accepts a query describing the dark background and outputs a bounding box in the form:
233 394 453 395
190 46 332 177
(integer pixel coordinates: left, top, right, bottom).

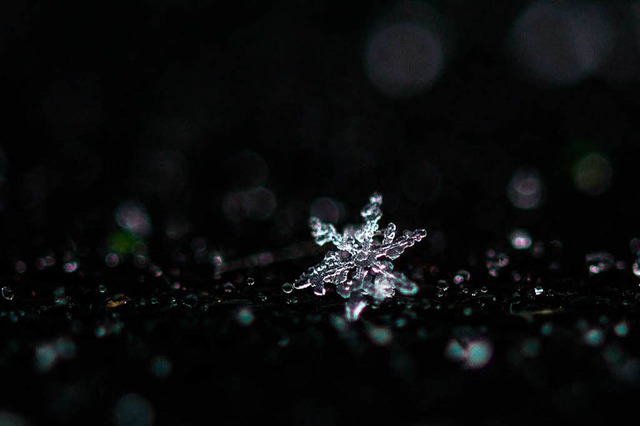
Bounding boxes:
3 0 640 263
3 2 640 425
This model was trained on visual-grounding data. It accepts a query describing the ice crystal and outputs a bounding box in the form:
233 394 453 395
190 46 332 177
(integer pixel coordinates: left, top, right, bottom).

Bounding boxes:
294 193 427 320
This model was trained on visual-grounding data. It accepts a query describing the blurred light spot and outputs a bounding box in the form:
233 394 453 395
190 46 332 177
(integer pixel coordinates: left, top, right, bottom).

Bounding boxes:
105 253 120 268
236 306 255 326
310 197 344 224
223 187 277 221
225 149 268 188
367 325 393 346
540 322 553 336
510 1 614 86
464 340 493 369
572 153 612 196
63 261 78 273
614 321 629 337
445 339 466 362
446 339 493 369
150 355 172 378
113 393 154 426
15 261 26 274
365 18 443 97
521 337 541 358
508 169 544 210
510 229 533 250
584 328 605 346
115 202 152 237
35 344 57 372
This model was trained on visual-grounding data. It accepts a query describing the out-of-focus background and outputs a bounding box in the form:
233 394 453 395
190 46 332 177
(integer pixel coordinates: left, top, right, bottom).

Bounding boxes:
2 0 640 263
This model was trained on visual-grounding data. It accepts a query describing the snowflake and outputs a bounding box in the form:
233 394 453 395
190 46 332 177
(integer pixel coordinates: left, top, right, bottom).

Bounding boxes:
294 193 427 320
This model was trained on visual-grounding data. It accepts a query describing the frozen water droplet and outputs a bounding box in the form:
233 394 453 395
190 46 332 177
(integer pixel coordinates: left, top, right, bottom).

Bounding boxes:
534 286 544 296
586 252 614 275
247 277 255 286
2 286 14 301
453 270 471 285
282 283 293 294
510 229 532 250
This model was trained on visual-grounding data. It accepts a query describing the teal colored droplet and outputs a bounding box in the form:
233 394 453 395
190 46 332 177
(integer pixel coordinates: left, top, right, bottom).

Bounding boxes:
465 340 493 369
95 326 107 338
614 321 629 337
540 322 553 336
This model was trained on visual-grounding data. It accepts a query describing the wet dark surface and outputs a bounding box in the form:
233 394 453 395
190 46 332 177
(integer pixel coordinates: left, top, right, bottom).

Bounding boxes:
2 237 640 425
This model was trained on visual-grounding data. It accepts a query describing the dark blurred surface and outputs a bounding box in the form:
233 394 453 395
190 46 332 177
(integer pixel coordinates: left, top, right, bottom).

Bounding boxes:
3 0 640 424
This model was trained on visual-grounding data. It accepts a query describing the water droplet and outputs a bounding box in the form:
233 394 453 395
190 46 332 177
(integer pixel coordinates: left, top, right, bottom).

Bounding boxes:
281 283 293 294
247 277 255 286
98 285 107 294
586 252 614 275
510 229 532 250
63 261 78 273
453 270 471 285
2 286 14 301
534 286 544 296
